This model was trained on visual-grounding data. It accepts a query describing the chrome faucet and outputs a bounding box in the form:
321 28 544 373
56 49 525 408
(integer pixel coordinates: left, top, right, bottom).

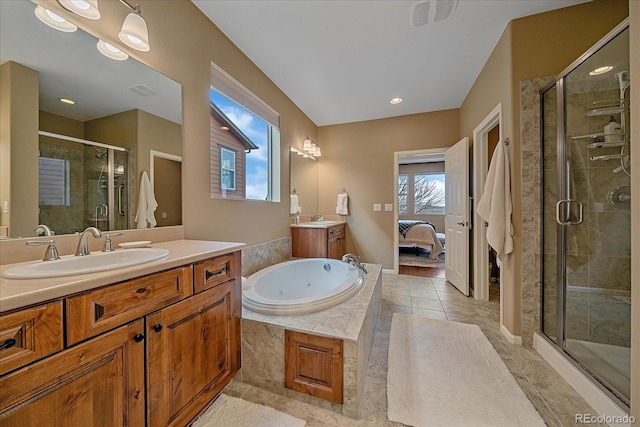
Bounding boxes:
75 227 103 256
341 253 367 274
34 224 53 237
311 214 323 222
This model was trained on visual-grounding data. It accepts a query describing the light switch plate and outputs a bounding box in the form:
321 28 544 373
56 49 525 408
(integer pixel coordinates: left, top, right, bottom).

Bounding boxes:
373 204 382 212
384 203 393 211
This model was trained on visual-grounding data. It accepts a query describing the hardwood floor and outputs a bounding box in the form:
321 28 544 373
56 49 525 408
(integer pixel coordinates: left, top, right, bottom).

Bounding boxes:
399 264 445 278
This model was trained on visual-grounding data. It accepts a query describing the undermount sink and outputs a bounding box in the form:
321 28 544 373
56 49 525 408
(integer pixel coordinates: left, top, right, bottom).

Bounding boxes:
294 220 339 227
2 248 170 279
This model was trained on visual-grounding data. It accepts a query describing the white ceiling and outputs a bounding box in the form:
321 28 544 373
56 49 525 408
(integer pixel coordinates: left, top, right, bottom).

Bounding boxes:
193 0 590 126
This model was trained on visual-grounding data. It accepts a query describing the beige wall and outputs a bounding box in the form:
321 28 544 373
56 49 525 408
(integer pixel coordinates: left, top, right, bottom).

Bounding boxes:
459 0 629 337
0 61 39 238
318 110 459 268
33 0 317 246
629 0 639 419
137 109 182 179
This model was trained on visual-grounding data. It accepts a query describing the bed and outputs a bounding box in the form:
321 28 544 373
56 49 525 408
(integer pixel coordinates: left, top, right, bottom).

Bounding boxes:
398 220 444 260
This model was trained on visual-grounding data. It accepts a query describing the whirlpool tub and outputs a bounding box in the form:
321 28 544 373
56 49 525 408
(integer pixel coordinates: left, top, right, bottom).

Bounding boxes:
242 258 364 315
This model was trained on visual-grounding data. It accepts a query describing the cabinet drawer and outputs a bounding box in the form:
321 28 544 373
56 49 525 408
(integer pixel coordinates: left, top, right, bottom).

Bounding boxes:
66 266 193 345
328 224 345 238
0 302 63 375
194 252 238 293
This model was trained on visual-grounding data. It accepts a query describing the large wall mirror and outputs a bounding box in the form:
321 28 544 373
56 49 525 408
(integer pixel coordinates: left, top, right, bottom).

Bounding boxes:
0 0 182 239
289 148 318 216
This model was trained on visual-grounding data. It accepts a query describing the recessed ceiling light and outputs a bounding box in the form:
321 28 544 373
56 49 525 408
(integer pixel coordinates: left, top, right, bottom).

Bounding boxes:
34 5 78 32
220 126 230 131
390 97 403 105
58 98 76 105
97 39 128 61
589 66 613 76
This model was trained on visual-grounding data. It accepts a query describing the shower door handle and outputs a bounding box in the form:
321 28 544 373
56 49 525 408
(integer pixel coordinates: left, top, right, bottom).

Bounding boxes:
118 185 125 216
556 199 583 225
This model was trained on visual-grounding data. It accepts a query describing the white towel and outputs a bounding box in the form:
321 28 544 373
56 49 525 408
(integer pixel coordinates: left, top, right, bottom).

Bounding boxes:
476 141 513 265
134 171 158 229
290 194 301 214
336 192 348 215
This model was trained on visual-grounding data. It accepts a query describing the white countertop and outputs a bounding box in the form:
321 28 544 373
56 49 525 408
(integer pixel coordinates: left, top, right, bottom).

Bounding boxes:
290 220 346 229
0 239 245 313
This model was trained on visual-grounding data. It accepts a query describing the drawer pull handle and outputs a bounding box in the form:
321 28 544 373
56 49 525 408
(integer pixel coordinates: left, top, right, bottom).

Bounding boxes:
134 333 145 343
153 324 163 333
0 338 16 350
206 267 227 281
136 288 146 294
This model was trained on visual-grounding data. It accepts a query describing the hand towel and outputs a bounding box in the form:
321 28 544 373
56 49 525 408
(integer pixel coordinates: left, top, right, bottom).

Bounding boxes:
290 194 301 214
134 171 158 229
336 192 348 215
476 141 513 265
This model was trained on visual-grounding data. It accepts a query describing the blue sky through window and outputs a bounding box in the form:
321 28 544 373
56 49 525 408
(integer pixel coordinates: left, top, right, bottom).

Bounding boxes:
210 89 269 200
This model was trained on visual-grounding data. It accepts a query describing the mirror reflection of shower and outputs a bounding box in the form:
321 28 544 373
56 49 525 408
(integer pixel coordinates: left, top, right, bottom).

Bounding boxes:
38 131 129 235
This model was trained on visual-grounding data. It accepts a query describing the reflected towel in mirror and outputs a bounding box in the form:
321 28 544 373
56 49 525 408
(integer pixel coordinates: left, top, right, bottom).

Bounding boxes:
134 171 158 228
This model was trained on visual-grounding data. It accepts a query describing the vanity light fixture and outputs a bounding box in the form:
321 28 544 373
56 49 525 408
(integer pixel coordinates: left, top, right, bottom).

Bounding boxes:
390 97 403 105
58 0 101 20
118 0 150 52
35 5 77 32
97 39 129 61
301 137 321 157
589 66 613 76
58 98 76 105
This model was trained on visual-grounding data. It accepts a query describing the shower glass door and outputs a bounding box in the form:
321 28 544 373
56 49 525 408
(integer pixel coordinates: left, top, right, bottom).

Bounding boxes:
541 24 630 406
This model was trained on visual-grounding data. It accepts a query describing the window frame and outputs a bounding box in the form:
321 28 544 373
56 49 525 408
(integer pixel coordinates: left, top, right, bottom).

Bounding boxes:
398 174 408 215
220 146 236 191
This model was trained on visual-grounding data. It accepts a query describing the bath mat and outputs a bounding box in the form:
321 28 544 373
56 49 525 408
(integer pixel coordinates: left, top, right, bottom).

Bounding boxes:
387 314 545 427
192 393 306 427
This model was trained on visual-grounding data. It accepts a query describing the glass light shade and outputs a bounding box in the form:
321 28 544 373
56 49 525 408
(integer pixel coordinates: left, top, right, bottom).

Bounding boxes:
303 138 313 151
97 40 128 61
314 146 322 157
118 12 150 52
35 5 77 32
58 0 100 20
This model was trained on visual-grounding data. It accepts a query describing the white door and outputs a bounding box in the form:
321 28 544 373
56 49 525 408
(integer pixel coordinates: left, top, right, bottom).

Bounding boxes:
445 137 470 295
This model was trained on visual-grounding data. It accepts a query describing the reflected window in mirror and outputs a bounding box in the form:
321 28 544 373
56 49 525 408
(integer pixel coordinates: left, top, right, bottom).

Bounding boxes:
209 62 280 202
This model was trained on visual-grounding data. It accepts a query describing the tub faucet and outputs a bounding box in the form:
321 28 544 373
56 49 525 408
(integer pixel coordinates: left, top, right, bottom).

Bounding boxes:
34 224 53 236
341 253 367 274
75 226 103 256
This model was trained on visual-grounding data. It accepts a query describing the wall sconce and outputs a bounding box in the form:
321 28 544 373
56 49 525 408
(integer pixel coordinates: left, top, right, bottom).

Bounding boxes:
302 137 322 157
118 0 150 52
58 0 101 20
35 5 77 32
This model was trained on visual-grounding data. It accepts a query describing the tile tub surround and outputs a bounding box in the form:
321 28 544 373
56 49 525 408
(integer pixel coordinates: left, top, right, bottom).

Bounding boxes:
240 264 382 419
241 236 291 277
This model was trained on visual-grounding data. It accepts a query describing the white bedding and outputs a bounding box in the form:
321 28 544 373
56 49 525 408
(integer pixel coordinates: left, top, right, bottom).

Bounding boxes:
399 222 444 260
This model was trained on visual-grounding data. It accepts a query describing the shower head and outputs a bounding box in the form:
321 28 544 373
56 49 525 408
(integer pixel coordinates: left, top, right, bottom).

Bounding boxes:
91 146 108 159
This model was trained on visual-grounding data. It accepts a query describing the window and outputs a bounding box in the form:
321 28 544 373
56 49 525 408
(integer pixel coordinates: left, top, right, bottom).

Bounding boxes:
413 173 445 215
220 147 236 190
210 62 280 201
398 174 408 215
39 157 70 206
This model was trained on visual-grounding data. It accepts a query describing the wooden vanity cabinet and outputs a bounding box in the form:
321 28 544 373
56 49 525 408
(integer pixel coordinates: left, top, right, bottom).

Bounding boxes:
0 320 145 426
0 250 242 427
292 224 346 259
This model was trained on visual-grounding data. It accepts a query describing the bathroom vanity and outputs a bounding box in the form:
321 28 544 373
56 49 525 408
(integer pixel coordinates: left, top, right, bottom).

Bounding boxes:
291 221 346 259
0 240 243 426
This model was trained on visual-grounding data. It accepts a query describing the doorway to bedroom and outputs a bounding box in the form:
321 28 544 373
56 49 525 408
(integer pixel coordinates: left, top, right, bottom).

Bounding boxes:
395 149 447 278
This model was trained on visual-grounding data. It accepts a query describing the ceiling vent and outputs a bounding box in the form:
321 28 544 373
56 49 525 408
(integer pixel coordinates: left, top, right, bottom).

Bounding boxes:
128 83 159 97
410 0 457 27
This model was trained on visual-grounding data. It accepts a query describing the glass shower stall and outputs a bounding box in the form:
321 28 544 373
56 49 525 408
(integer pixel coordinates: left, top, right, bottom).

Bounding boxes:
540 22 631 407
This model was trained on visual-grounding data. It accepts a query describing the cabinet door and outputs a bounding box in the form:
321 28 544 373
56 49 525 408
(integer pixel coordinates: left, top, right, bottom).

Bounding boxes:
0 320 145 427
292 227 328 258
146 280 241 426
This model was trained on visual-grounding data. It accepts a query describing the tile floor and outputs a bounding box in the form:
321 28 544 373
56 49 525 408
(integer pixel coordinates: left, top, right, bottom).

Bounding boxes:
223 273 605 426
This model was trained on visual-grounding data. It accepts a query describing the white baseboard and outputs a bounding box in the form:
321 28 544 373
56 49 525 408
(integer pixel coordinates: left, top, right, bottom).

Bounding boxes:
533 332 631 426
382 268 396 274
500 324 522 345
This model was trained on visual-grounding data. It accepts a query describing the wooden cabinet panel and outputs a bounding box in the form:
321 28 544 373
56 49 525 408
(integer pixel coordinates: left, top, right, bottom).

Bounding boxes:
292 225 346 259
0 302 63 375
0 320 145 427
66 266 193 345
194 252 238 293
146 279 241 426
285 330 343 404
